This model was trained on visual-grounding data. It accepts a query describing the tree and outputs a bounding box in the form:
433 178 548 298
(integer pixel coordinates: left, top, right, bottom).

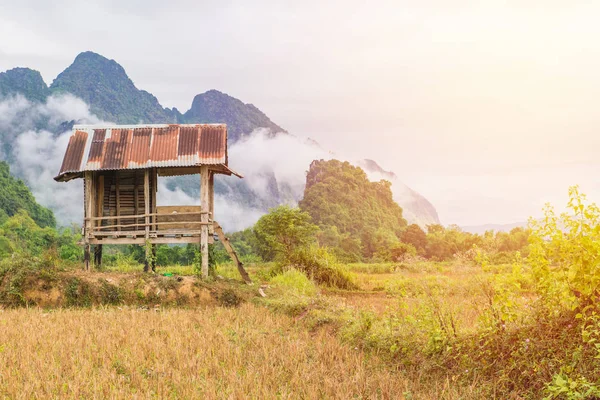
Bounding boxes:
299 159 407 259
400 224 427 255
0 162 55 228
253 206 319 261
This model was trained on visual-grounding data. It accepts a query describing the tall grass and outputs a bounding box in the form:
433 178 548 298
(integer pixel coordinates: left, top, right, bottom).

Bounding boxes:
0 305 410 399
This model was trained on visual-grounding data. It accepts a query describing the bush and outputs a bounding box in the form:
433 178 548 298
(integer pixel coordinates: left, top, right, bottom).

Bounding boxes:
283 246 356 290
0 251 60 306
216 288 243 308
270 268 317 297
529 186 600 309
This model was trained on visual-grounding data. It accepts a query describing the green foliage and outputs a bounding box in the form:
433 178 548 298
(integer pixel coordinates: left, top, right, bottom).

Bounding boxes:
226 228 262 262
400 224 427 255
65 277 93 307
253 205 319 261
283 245 356 290
316 225 362 263
0 162 55 228
299 159 406 259
0 251 60 307
0 210 80 262
270 268 317 297
0 67 49 102
529 186 600 309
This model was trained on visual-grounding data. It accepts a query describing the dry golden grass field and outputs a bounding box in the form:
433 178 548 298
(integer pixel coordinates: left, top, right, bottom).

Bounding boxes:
0 305 414 400
0 260 586 399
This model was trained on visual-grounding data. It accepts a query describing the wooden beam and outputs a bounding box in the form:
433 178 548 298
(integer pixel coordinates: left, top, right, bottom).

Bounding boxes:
96 175 104 228
152 168 157 230
144 169 151 270
134 173 139 227
208 171 215 242
83 171 93 270
85 211 208 222
214 221 251 284
92 229 203 237
200 165 210 279
115 173 121 232
91 220 210 231
90 237 204 245
144 170 150 240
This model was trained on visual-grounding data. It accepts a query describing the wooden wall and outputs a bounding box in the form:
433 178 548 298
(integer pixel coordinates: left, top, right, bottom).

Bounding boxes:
98 170 156 231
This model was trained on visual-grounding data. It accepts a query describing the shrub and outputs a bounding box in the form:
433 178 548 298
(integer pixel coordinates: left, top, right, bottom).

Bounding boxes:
216 288 243 308
283 245 357 290
270 268 317 297
528 186 600 309
0 251 59 307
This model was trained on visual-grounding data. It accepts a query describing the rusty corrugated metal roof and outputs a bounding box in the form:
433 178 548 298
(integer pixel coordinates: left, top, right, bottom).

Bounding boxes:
55 124 231 181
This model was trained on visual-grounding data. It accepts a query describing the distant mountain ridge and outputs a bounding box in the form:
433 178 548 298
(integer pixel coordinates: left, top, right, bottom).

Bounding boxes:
50 52 175 124
0 67 49 102
185 90 285 142
356 159 440 227
1 51 285 143
0 50 440 230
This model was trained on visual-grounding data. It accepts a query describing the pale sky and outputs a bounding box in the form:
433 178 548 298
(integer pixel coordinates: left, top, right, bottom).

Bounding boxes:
0 0 598 226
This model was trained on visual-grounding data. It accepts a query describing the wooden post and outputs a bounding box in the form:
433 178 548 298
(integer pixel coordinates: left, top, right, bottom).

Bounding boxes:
134 173 139 229
151 245 156 272
84 245 91 271
94 244 103 268
200 165 210 279
115 173 121 232
214 221 251 284
151 168 157 231
96 175 104 229
144 169 151 271
208 170 215 243
84 172 93 271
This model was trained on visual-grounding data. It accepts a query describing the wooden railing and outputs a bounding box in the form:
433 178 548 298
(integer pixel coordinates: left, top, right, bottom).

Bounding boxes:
84 211 212 238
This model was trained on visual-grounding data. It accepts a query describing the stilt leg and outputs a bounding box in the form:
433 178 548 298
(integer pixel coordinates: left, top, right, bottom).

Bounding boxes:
84 244 91 271
94 244 103 268
151 244 156 273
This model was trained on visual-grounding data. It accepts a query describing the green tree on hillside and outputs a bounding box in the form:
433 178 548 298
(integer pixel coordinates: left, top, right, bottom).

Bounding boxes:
299 159 406 259
0 162 55 228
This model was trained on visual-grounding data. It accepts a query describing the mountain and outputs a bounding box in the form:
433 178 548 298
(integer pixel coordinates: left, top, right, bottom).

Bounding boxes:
49 52 285 140
185 90 286 142
356 159 440 227
0 68 49 102
50 51 175 124
0 51 440 231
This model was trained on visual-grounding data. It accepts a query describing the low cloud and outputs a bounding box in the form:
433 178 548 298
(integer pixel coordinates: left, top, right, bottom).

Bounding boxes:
0 96 434 231
0 94 103 225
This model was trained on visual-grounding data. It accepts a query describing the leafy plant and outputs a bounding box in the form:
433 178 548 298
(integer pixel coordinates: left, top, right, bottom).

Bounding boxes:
528 186 600 309
253 205 318 261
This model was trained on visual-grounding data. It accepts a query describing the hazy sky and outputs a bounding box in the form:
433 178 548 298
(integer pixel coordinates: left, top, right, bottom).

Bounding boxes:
0 0 598 225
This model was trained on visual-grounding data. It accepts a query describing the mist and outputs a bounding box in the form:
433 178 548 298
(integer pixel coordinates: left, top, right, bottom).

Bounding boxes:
0 95 438 232
0 93 103 223
161 129 437 232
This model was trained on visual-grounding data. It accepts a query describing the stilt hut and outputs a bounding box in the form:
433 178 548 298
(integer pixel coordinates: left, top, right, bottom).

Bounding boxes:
54 124 250 282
